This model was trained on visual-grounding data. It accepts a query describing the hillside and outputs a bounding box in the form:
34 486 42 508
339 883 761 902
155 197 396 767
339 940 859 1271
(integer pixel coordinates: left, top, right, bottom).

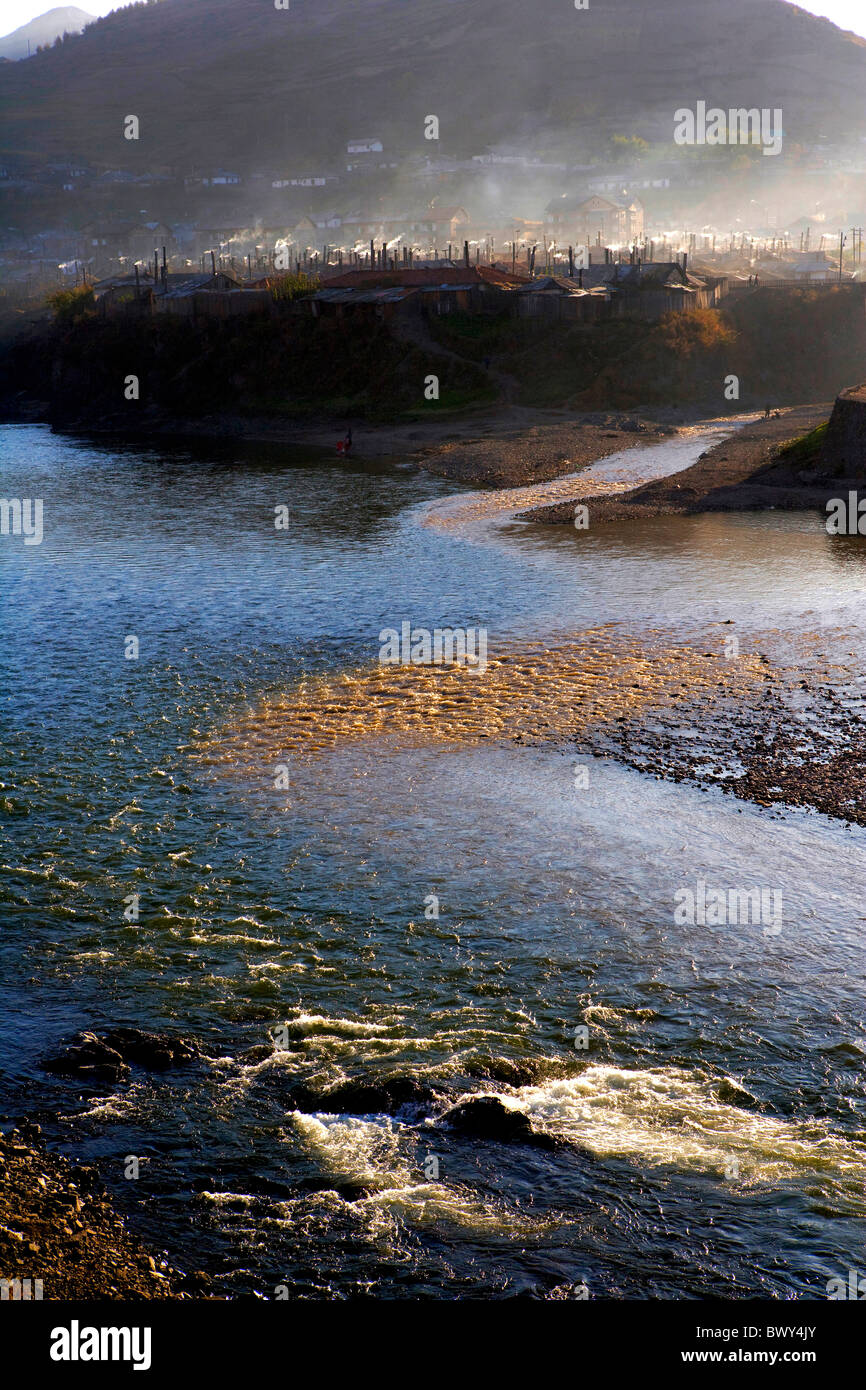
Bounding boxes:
0 0 865 170
3 285 863 427
0 6 94 61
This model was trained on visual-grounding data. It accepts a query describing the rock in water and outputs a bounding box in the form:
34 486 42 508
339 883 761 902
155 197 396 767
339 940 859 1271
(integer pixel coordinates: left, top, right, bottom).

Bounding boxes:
441 1096 558 1148
102 1028 198 1070
283 1074 433 1116
41 1027 199 1082
41 1032 130 1083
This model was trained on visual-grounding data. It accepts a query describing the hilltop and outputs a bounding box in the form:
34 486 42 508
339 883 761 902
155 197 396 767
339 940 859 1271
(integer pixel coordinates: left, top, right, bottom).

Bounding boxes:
1 0 865 170
0 6 94 61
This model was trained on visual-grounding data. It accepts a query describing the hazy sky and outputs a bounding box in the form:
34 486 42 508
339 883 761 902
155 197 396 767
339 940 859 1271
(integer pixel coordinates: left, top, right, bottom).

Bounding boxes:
0 0 134 34
795 0 866 36
2 0 866 40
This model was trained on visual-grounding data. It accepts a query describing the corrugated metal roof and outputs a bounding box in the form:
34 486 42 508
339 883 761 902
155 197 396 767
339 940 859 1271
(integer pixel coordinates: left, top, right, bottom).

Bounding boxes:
517 275 586 294
155 272 241 298
322 266 529 290
576 262 700 291
313 287 417 304
93 274 153 293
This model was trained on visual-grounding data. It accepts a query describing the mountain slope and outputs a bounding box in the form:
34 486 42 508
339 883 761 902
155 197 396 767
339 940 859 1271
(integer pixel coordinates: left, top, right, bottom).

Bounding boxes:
0 0 864 167
0 6 94 61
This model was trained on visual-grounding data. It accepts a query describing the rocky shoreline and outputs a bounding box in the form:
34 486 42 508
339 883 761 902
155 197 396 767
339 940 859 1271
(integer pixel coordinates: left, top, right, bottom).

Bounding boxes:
1 1028 216 1301
568 633 866 828
8 396 849 503
407 408 680 486
1 1024 568 1300
0 1125 195 1301
9 385 842 499
189 402 683 487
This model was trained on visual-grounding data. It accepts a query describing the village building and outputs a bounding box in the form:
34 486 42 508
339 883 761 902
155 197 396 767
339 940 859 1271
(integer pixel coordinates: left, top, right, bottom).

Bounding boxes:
514 275 610 322
347 138 383 156
292 213 344 239
201 170 242 186
272 174 329 188
92 268 270 319
192 222 247 255
776 249 841 281
346 138 390 173
546 192 645 247
293 206 471 253
401 206 470 244
80 222 134 259
92 270 156 314
80 220 177 267
578 259 722 313
305 264 529 320
153 269 271 317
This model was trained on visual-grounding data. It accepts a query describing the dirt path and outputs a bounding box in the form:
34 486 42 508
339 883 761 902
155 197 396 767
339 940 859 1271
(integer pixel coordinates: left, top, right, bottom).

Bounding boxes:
391 310 520 404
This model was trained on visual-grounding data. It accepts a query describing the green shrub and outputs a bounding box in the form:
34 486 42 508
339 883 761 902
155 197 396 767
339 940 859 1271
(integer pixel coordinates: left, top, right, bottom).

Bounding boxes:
46 285 95 323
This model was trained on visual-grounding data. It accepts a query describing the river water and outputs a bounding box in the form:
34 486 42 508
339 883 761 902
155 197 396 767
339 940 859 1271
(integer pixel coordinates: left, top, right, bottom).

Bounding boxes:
1 419 865 1299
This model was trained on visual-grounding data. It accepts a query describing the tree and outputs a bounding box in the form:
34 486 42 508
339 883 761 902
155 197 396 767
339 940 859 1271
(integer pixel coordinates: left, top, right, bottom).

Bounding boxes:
608 134 650 163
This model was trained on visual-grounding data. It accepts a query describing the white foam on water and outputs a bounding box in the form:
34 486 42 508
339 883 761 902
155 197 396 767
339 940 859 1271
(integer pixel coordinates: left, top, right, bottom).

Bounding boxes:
290 1110 550 1236
62 1086 147 1122
492 1065 866 1200
361 1180 550 1236
209 937 281 951
283 1012 398 1039
291 1111 412 1192
199 1191 256 1207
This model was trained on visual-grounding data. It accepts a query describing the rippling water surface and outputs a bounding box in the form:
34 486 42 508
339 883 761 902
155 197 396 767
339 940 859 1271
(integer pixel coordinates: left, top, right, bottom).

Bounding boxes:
1 421 865 1299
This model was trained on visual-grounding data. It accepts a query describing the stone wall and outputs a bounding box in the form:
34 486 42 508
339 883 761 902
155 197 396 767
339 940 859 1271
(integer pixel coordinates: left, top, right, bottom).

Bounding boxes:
823 383 866 475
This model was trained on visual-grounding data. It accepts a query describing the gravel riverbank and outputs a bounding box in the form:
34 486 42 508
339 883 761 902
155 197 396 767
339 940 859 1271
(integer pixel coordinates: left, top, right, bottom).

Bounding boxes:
0 1126 196 1300
521 404 837 523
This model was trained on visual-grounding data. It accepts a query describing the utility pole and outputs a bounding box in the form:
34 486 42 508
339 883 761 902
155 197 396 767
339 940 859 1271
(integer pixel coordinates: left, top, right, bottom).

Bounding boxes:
839 230 847 282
